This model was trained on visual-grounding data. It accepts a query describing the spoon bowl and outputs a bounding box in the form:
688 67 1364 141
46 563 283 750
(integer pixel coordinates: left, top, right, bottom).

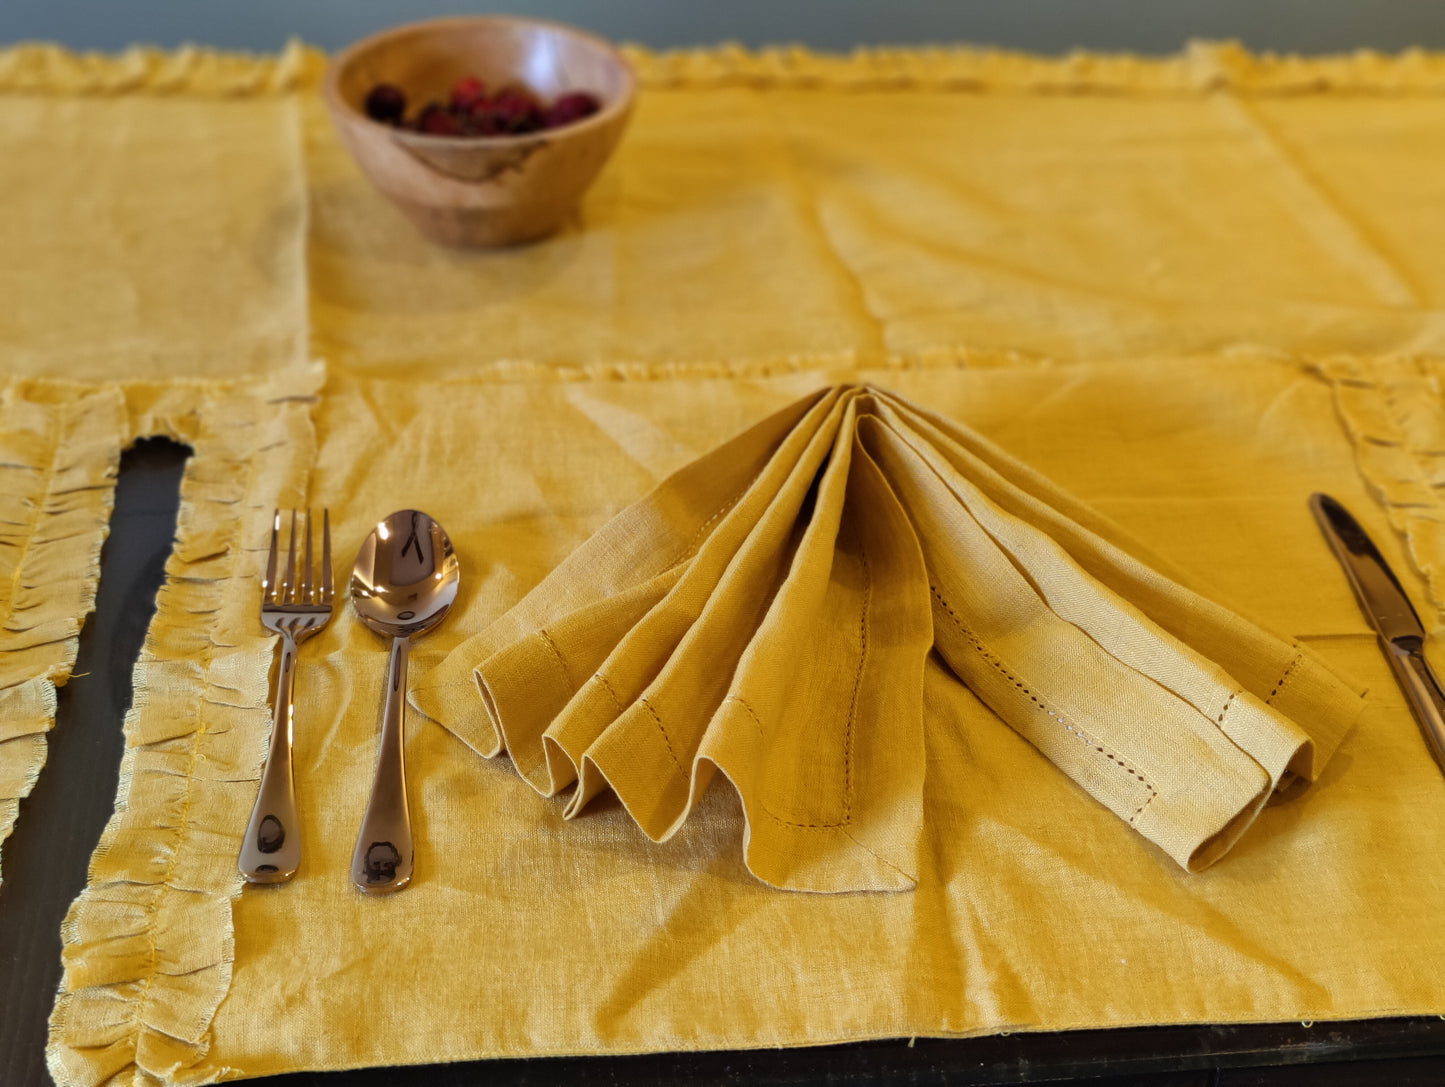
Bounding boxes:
350 510 460 639
348 509 460 893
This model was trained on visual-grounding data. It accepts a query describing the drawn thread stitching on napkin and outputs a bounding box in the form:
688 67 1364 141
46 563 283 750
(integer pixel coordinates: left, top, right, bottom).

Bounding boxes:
594 672 626 713
727 694 767 736
1266 652 1302 704
684 494 740 554
843 546 871 820
1216 690 1239 724
929 584 1159 823
723 695 853 829
639 696 685 775
537 629 576 691
673 479 756 566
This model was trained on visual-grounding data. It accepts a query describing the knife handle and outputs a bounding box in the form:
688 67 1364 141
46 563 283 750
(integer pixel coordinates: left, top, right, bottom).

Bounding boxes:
1384 635 1445 776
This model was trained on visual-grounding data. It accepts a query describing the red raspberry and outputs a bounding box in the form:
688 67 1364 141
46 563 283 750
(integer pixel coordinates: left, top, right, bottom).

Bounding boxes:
415 103 461 136
363 83 407 125
544 91 600 128
489 86 544 133
449 75 487 111
465 99 503 136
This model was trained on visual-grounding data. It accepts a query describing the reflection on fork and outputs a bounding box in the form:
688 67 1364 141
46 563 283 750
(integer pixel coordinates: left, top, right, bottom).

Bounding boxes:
239 509 334 884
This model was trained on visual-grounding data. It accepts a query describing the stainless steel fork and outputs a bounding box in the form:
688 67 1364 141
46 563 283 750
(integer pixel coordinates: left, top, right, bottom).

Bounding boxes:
239 509 334 884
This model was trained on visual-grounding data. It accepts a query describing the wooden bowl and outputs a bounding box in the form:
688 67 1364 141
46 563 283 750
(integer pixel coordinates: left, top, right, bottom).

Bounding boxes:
324 16 635 248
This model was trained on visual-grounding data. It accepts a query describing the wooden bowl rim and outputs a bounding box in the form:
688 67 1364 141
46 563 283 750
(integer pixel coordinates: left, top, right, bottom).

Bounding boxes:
322 14 636 150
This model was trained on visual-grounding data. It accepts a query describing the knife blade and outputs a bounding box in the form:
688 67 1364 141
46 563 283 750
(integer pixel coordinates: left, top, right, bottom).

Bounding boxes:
1310 493 1445 775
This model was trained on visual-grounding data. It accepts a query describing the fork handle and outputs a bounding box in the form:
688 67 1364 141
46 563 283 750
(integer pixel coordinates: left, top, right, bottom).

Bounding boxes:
239 632 302 883
351 634 414 893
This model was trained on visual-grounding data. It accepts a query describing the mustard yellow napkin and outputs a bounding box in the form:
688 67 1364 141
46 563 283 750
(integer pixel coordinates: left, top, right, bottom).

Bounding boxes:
413 384 1362 892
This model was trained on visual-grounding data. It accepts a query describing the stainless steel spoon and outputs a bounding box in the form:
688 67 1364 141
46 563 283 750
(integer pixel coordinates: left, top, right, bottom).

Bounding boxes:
348 509 460 893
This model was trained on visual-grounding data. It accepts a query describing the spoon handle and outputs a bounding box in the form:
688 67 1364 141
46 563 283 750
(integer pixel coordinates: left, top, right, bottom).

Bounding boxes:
351 634 414 893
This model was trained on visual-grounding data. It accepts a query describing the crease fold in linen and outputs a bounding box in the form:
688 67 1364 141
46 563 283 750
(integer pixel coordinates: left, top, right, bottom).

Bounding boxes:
414 385 1364 892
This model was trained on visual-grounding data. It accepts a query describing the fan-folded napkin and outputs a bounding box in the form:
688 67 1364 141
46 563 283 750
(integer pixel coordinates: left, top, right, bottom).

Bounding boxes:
413 385 1363 893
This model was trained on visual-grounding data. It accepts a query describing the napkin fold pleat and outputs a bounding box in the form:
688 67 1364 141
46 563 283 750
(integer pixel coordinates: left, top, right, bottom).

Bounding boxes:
551 391 857 833
861 411 1279 870
878 396 1358 786
423 387 832 764
414 384 1364 892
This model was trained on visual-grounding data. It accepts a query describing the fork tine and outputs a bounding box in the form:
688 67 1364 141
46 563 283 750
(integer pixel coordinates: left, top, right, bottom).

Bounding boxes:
320 509 333 604
264 509 280 601
283 510 297 604
302 508 314 604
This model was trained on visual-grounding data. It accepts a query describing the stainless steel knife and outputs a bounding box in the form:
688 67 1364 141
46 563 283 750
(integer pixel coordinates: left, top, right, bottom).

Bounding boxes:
1310 493 1445 775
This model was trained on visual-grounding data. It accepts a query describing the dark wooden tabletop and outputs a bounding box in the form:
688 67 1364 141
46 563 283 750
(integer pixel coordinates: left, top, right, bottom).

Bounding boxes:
3 440 1444 1087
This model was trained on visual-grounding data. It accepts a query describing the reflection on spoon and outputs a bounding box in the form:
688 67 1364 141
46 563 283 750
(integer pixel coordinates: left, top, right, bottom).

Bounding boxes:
348 509 460 893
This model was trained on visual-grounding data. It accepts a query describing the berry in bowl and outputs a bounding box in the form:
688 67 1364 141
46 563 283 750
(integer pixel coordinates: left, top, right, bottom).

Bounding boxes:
324 16 634 248
364 75 602 136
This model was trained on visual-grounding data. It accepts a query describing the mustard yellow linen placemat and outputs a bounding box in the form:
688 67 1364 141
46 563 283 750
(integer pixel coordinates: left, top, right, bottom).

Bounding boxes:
52 358 1445 1085
0 39 1441 1086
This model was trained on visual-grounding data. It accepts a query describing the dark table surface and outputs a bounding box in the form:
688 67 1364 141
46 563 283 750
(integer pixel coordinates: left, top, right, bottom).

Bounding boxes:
4 443 1445 1087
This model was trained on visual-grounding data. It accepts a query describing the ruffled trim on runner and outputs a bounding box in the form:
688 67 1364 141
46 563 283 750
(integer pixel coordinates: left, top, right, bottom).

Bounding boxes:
326 346 1059 386
4 39 1445 97
623 39 1445 93
0 382 127 885
305 344 1324 388
47 365 322 1087
0 39 324 95
1314 356 1445 625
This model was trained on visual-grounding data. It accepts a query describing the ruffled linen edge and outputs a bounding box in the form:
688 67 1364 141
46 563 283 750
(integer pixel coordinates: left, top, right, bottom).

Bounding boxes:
1315 356 1445 627
625 39 1445 94
0 381 128 884
215 343 1320 387
45 365 322 1087
6 39 1445 96
0 39 322 95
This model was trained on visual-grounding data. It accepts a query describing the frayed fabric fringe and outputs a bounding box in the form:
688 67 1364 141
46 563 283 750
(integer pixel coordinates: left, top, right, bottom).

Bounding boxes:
45 365 322 1087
